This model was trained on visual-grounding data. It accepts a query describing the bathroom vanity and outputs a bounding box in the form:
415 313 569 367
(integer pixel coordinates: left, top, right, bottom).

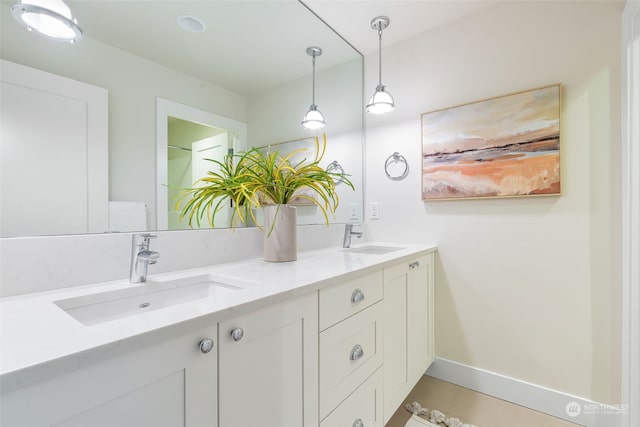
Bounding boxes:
0 243 436 427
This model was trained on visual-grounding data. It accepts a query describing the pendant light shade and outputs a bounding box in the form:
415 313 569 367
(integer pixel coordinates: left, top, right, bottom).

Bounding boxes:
302 46 326 130
11 0 84 43
367 85 395 115
302 104 326 130
367 16 394 115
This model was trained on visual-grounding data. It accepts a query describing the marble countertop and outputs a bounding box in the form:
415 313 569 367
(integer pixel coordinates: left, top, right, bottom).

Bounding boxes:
0 242 436 378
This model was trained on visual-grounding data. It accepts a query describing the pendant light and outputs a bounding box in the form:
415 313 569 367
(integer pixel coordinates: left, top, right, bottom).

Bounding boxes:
11 0 84 43
302 46 326 130
366 16 394 115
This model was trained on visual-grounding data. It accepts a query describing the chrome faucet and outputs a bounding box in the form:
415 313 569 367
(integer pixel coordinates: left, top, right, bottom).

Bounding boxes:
129 233 159 283
343 223 363 248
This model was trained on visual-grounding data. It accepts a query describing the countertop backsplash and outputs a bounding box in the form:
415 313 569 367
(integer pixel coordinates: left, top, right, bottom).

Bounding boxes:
0 223 354 298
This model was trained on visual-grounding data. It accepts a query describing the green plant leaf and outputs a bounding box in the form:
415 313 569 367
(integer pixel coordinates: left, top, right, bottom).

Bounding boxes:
175 133 355 230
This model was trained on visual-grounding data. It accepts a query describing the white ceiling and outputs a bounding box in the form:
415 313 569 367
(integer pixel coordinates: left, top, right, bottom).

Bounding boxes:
64 0 359 95
303 0 499 54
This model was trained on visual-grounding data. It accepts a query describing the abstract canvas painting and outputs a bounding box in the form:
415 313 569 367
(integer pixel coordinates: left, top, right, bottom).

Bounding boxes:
421 84 561 200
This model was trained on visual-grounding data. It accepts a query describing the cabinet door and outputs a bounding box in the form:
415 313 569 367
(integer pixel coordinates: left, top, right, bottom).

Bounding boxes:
383 253 434 424
218 293 318 427
408 252 435 381
0 323 218 427
383 261 410 423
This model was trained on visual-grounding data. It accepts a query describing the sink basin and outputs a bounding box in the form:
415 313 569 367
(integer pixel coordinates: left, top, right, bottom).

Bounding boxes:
54 274 247 326
344 245 405 255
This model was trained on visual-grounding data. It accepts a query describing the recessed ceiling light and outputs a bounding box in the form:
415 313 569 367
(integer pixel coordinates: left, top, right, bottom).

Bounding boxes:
11 0 84 43
176 15 206 33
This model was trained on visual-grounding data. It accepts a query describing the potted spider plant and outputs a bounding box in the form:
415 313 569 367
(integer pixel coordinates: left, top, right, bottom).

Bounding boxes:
176 134 353 262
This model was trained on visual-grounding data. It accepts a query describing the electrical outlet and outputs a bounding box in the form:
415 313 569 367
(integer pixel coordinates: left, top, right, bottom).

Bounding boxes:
369 202 380 220
349 203 359 220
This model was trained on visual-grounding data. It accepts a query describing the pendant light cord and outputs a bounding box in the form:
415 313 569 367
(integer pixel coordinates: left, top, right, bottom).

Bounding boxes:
312 54 316 105
377 27 383 88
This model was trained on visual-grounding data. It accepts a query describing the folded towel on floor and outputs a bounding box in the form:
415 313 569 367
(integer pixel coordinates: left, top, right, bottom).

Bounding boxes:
405 402 478 427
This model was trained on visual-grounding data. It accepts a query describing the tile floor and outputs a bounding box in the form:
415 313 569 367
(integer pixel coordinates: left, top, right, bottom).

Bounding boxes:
385 376 583 427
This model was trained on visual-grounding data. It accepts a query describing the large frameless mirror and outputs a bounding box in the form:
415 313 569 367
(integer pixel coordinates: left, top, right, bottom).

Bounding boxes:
0 0 363 238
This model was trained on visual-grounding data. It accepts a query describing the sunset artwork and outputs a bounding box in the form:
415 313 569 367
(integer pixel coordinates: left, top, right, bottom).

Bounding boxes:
421 85 561 200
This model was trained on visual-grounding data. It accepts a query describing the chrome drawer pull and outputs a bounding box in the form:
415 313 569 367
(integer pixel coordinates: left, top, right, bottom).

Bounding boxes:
350 344 364 361
230 328 244 341
351 288 365 304
353 419 364 427
199 338 214 354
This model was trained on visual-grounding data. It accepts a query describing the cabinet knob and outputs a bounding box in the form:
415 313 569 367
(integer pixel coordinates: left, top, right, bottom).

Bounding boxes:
351 288 366 304
353 419 364 427
230 328 244 341
409 260 421 269
350 344 364 361
199 338 214 354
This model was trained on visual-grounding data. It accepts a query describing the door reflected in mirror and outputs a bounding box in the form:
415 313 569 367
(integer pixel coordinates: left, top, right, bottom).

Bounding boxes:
156 98 247 232
167 118 232 230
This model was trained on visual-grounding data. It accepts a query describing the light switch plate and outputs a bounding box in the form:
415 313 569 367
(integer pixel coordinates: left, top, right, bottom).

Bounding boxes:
369 202 380 219
349 203 359 220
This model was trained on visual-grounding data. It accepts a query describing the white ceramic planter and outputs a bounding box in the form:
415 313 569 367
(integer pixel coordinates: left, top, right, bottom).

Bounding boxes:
263 205 297 262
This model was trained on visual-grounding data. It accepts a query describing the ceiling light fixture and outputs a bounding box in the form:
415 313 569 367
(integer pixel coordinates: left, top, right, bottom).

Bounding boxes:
366 16 394 115
11 0 84 43
301 46 326 130
176 15 206 33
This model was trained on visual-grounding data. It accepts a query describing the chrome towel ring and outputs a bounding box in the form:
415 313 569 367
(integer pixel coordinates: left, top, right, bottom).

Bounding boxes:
326 160 347 185
384 152 408 180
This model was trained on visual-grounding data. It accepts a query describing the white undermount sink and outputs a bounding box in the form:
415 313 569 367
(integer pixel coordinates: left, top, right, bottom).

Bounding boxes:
54 274 249 326
344 245 405 254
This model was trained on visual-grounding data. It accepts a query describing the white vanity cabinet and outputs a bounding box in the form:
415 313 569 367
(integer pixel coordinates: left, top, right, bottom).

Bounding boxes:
317 252 436 427
1 293 319 427
383 253 435 424
0 324 218 427
218 292 318 427
319 270 385 426
0 245 436 427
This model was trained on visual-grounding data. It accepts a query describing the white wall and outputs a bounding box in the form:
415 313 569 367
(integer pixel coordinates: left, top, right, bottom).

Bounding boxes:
364 1 622 404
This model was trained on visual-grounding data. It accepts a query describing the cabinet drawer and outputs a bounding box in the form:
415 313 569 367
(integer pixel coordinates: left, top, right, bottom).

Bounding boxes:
320 368 383 427
319 270 383 331
319 302 383 418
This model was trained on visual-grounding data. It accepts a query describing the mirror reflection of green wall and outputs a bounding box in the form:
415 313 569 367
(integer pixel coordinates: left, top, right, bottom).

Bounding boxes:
167 118 228 230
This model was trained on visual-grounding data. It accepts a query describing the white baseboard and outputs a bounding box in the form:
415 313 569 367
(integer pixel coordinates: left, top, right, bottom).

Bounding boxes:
426 358 627 427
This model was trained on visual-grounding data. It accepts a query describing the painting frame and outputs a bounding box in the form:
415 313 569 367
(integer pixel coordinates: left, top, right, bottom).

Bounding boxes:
421 84 562 201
